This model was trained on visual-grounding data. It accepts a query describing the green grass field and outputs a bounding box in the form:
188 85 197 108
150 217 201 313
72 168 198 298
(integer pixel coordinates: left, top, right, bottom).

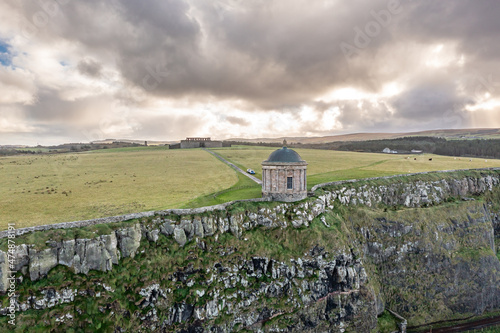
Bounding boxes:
0 147 237 230
211 146 500 188
2 145 500 230
14 147 56 153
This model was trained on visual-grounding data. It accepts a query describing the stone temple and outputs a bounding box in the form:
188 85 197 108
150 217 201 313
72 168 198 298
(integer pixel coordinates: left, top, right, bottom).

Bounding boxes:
261 142 308 202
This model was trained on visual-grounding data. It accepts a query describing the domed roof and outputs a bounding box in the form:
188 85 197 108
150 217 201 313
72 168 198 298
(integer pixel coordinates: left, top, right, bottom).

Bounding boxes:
264 147 305 163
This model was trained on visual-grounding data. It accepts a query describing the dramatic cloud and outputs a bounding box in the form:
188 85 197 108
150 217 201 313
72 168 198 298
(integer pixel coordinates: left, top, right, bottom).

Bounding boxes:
0 0 499 145
226 116 250 127
77 59 103 78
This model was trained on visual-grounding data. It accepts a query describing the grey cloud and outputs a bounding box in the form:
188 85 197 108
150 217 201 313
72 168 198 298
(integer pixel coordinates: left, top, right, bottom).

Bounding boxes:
335 100 393 131
390 79 469 121
77 59 103 78
23 89 115 127
398 1 500 60
127 114 206 140
225 116 250 126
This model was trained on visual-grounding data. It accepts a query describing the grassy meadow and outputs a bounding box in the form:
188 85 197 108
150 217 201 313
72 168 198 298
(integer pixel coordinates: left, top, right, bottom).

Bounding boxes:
2 144 500 229
0 146 237 229
211 146 500 187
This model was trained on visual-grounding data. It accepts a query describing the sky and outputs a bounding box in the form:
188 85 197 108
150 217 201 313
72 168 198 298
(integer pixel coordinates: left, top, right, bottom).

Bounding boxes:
0 0 500 145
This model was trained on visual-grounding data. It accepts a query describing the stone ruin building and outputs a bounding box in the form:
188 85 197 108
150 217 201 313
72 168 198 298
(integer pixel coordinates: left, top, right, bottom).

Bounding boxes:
170 137 230 149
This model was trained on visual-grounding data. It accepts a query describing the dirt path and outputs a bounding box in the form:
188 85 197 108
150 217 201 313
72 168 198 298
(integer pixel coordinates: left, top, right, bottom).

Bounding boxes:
203 148 262 185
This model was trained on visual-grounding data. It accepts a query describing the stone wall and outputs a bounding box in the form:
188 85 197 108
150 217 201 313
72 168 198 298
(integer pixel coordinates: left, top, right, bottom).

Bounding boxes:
262 164 307 202
203 141 223 148
264 191 309 202
180 141 201 149
178 141 224 148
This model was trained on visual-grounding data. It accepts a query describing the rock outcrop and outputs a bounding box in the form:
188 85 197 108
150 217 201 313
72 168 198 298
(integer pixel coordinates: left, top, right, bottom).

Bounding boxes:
0 251 8 294
29 247 58 281
116 223 141 259
1 224 140 285
316 173 500 208
0 288 77 314
173 228 187 247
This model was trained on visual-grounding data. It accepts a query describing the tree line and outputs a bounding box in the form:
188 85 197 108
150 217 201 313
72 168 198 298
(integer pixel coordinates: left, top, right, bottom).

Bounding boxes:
323 137 500 159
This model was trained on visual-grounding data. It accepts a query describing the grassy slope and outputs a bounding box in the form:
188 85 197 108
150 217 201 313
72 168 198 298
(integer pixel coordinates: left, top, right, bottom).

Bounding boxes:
180 170 261 209
0 147 237 229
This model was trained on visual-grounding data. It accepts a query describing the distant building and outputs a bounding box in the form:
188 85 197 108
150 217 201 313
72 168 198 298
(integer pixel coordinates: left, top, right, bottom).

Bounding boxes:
170 137 230 149
411 149 423 154
261 141 308 202
383 147 398 154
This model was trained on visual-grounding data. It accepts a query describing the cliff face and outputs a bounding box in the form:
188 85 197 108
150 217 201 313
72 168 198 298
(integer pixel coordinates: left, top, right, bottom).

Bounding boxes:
0 171 500 332
361 203 500 322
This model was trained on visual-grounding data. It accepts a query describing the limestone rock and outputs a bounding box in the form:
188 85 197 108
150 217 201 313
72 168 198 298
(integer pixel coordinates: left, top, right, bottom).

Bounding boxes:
168 303 194 325
83 238 110 272
116 223 141 258
0 287 77 313
174 228 187 247
147 229 160 242
103 232 120 265
180 219 193 238
229 215 242 238
58 239 75 267
202 216 216 236
71 234 119 275
29 248 58 281
160 221 175 236
13 244 29 272
218 217 230 234
193 218 204 238
139 284 167 309
0 250 9 293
